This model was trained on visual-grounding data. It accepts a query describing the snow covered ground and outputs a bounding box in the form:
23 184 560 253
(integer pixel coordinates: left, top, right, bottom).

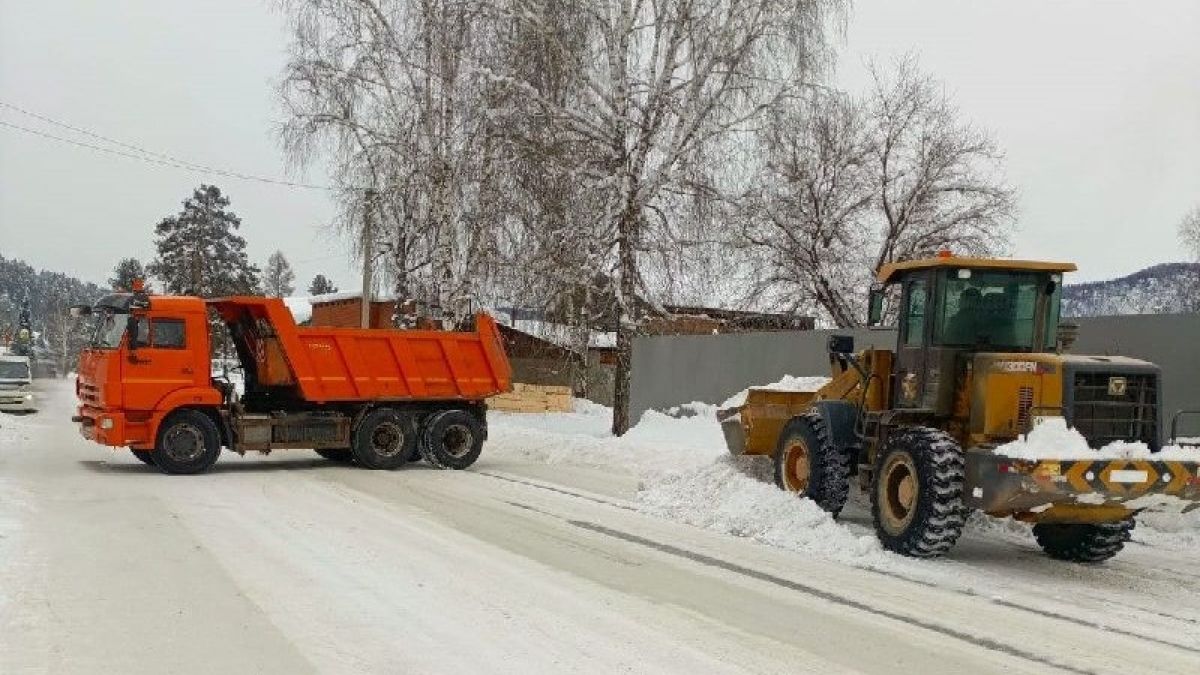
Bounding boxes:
3 381 1199 674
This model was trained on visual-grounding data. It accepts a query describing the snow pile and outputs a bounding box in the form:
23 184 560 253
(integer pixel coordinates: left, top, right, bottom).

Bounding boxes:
637 456 885 565
488 401 728 475
719 375 829 409
995 417 1200 460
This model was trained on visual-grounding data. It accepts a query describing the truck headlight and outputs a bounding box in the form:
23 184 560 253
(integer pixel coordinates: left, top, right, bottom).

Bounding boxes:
23 394 33 401
100 418 114 430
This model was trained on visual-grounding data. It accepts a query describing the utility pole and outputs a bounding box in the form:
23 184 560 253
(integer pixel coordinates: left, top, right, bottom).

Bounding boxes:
361 189 376 329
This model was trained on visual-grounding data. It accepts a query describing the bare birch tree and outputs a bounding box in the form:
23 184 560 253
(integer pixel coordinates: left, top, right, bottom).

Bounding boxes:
496 0 840 434
743 57 1016 327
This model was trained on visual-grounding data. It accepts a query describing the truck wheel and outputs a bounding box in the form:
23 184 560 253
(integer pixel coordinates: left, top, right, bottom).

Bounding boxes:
773 413 850 516
153 410 221 475
131 450 156 466
421 409 484 470
351 408 417 470
1032 520 1133 563
315 449 354 463
871 427 966 558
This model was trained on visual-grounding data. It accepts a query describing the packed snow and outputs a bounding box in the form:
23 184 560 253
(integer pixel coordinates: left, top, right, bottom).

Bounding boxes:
719 375 829 409
995 417 1200 460
488 385 1200 575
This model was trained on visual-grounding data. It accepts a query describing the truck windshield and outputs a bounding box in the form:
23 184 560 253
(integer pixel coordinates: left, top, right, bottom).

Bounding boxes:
935 271 1045 349
92 311 129 349
0 361 30 379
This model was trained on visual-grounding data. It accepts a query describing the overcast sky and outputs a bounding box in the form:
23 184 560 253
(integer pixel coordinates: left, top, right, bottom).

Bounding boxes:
1 1 1197 290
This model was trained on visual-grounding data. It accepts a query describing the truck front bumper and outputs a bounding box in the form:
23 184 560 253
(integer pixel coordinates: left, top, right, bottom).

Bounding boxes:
965 450 1200 522
0 392 36 412
75 406 130 447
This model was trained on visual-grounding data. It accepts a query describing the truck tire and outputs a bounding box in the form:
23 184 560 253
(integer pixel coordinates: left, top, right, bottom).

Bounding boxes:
420 409 484 470
871 427 966 558
131 450 156 466
773 413 850 516
153 410 222 475
1032 520 1133 563
315 448 354 463
351 408 417 470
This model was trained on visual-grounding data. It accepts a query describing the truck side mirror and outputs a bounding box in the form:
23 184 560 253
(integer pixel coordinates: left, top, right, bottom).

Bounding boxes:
867 288 884 326
126 315 140 355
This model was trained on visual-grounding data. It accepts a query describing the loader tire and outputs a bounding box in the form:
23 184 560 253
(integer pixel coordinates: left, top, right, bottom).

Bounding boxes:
131 450 156 466
315 448 355 463
420 409 484 470
871 427 966 558
1032 520 1133 563
773 413 850 516
152 410 221 475
351 408 417 470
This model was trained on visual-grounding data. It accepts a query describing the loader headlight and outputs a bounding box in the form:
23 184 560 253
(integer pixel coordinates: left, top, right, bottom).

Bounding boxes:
100 418 114 430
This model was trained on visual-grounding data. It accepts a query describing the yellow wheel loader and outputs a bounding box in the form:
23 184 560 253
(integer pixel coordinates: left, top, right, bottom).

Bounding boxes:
718 255 1200 562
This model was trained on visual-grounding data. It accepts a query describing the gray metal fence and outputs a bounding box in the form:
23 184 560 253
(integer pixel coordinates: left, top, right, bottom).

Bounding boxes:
630 314 1200 439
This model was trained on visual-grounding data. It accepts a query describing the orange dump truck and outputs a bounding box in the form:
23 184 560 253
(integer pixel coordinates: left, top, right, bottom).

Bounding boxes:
72 290 512 474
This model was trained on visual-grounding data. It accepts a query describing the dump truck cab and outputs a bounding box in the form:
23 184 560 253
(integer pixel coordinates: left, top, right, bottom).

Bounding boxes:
75 292 219 448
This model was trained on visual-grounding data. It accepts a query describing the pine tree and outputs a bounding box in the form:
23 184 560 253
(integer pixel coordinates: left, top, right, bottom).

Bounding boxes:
308 274 337 296
108 258 151 292
147 185 261 297
262 251 296 297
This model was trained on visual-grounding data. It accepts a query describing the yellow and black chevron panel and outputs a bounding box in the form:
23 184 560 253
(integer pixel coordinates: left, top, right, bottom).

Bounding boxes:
1055 460 1200 499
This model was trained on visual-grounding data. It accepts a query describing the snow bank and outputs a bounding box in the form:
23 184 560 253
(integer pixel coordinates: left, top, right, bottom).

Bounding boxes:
638 456 885 565
995 417 1200 460
719 375 829 409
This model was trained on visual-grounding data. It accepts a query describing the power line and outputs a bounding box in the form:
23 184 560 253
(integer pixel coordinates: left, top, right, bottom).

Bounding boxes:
0 101 343 191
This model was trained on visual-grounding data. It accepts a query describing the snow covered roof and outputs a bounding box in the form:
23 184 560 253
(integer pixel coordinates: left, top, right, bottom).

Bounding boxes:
486 309 616 352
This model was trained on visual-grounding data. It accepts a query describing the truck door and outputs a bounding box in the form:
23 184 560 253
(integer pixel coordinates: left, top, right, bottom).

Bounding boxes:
122 315 202 410
895 275 930 408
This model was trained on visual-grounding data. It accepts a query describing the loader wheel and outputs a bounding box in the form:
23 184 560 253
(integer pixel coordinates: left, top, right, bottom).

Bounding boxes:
1032 520 1134 563
153 410 221 475
871 427 966 558
131 450 156 466
773 414 850 516
351 408 417 470
315 448 355 463
420 409 484 470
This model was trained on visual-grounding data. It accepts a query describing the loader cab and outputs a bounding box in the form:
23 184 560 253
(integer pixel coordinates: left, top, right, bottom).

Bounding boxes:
872 255 1076 413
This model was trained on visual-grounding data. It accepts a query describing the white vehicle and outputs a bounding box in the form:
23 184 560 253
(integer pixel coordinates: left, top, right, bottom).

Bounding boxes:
0 355 37 412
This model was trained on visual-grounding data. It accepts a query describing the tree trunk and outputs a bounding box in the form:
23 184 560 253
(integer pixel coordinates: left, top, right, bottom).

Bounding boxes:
611 204 639 436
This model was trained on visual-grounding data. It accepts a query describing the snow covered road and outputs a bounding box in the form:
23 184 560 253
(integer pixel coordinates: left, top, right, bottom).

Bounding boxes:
2 381 1198 674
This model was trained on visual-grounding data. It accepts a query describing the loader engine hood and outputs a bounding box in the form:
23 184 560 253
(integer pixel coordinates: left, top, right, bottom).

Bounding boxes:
970 352 1161 449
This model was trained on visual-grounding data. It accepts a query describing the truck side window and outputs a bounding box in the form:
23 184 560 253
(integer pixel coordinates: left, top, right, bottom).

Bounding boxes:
132 318 150 348
904 279 927 347
152 319 186 349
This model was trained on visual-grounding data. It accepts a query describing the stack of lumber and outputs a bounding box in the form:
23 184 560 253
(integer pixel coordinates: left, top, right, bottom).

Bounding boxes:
489 383 573 413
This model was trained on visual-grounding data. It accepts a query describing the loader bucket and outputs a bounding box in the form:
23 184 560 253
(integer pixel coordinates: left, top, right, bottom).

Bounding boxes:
964 450 1200 522
717 389 818 456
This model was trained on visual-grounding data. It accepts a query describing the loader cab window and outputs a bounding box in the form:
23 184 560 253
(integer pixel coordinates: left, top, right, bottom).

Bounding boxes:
902 278 928 347
935 270 1041 350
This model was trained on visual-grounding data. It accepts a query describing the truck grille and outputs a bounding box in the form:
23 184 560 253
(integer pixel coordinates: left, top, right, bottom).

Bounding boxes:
1069 371 1158 449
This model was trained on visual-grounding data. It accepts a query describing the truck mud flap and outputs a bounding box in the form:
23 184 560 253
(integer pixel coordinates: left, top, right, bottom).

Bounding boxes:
964 451 1200 518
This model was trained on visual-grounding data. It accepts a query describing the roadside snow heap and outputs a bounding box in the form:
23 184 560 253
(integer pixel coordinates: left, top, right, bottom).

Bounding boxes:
487 375 1200 569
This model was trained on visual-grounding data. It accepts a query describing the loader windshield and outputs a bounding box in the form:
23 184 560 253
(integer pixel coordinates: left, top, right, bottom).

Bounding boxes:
935 271 1049 350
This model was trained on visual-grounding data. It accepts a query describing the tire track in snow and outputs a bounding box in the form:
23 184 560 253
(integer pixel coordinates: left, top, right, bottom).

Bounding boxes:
478 468 1200 659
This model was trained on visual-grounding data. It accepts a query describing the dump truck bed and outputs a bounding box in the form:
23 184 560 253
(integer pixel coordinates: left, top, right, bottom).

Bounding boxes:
209 297 512 404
